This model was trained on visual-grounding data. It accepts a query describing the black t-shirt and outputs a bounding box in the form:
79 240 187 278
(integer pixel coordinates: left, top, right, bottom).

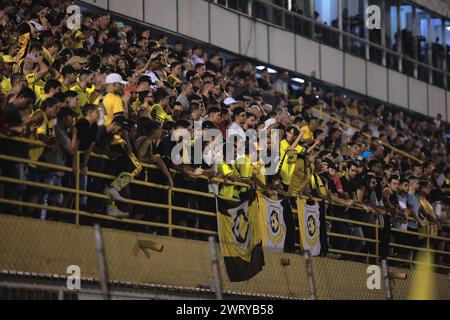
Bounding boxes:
1 104 23 129
76 118 98 151
157 135 176 169
0 104 28 157
340 176 358 199
258 78 271 91
95 125 113 151
205 62 218 73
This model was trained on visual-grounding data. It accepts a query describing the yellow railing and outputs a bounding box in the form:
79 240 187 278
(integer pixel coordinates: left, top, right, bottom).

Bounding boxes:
0 134 449 270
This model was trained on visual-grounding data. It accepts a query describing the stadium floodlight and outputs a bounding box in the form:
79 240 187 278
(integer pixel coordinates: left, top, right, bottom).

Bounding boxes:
292 77 305 84
256 66 277 74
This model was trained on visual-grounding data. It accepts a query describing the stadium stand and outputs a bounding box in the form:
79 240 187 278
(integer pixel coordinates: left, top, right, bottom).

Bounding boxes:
0 0 449 300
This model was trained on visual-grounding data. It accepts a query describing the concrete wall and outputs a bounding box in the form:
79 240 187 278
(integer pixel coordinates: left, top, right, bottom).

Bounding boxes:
1 215 449 300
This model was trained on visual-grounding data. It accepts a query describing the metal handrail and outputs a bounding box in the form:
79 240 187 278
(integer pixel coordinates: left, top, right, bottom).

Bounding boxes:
0 135 449 269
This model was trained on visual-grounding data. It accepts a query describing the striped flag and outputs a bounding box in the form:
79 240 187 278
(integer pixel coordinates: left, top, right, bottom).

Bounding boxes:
297 198 321 256
258 193 296 253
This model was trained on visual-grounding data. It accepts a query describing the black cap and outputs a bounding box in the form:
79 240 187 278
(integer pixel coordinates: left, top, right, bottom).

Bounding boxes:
112 115 129 129
138 75 155 86
202 121 216 130
328 162 339 171
61 65 77 76
58 107 78 118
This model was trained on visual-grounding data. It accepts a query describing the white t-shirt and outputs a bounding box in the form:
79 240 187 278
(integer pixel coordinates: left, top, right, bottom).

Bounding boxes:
227 123 246 141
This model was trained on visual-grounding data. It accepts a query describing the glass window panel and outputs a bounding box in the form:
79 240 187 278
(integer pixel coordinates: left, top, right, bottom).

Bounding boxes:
400 2 414 77
315 0 339 28
369 0 384 64
290 0 312 17
343 0 366 57
386 0 400 70
416 8 430 64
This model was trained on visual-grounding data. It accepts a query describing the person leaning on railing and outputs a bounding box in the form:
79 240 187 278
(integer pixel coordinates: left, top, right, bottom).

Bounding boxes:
26 97 61 220
75 104 100 211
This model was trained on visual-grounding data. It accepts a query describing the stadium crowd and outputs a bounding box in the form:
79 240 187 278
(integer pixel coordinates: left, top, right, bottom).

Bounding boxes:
0 0 449 265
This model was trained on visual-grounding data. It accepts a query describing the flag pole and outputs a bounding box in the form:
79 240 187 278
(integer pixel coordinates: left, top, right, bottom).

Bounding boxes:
304 250 317 300
94 224 111 300
209 236 224 300
381 259 393 300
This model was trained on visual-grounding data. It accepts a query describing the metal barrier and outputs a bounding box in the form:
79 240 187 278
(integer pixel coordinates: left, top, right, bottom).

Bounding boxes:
0 134 449 271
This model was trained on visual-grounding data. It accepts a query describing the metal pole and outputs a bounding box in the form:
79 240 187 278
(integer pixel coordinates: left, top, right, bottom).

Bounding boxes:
75 151 80 225
381 259 393 300
375 216 380 264
338 0 343 50
168 189 173 237
304 250 317 300
396 0 402 73
94 224 111 300
208 236 223 300
442 18 448 89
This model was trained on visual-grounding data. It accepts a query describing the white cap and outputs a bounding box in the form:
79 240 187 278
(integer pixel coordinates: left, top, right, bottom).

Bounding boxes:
264 118 277 130
224 97 239 106
105 73 128 85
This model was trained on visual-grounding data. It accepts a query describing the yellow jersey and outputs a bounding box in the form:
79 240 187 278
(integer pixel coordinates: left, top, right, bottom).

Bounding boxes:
0 77 12 95
70 84 91 115
28 113 55 163
151 104 173 124
102 92 125 126
219 162 238 199
278 139 306 186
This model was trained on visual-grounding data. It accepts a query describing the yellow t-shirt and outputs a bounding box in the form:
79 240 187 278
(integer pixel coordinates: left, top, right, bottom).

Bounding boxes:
70 84 91 115
151 104 173 124
103 92 125 126
311 174 327 198
43 47 54 65
235 155 253 195
288 159 314 197
219 162 237 199
0 77 12 95
252 160 266 187
36 94 49 107
29 113 55 163
279 139 306 186
26 73 45 109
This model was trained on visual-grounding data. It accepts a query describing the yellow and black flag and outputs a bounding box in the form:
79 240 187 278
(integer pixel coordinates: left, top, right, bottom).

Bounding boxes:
217 192 265 282
258 193 296 253
297 198 321 256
